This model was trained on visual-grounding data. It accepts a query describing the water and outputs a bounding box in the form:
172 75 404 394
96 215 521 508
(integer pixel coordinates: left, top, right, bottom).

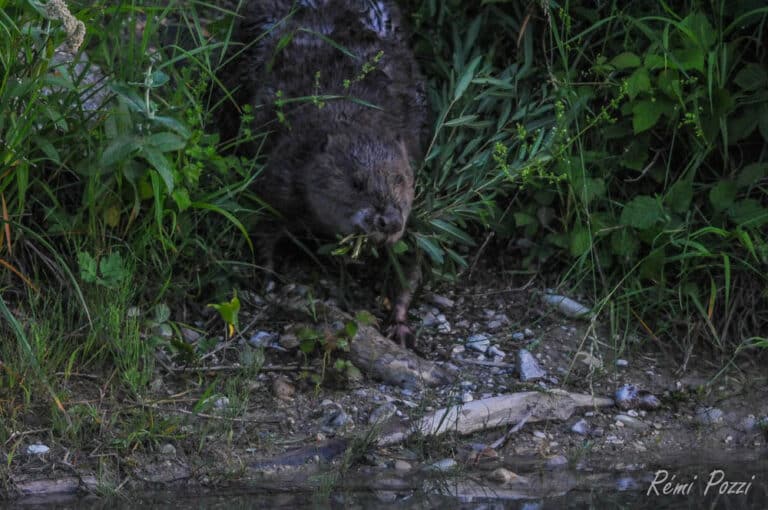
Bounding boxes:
4 453 767 509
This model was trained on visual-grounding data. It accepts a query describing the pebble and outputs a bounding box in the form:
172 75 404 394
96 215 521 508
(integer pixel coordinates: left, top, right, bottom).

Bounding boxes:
467 333 491 353
532 430 547 439
213 397 230 410
517 349 546 382
542 293 591 318
571 419 590 436
524 328 535 338
546 455 568 469
27 444 50 455
487 345 506 359
368 403 397 425
616 359 629 367
451 344 466 356
180 327 201 343
695 407 724 426
394 460 412 471
512 332 525 341
428 293 455 309
487 320 505 330
248 331 278 348
272 376 295 401
616 414 648 430
737 415 758 432
487 467 528 484
461 392 474 403
160 443 176 456
427 458 457 472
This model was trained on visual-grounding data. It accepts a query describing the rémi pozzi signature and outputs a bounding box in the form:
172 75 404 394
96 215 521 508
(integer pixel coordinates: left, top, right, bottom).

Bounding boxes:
647 469 757 496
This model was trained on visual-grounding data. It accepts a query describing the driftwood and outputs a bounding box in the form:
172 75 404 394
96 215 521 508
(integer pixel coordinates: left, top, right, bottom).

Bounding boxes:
283 298 453 389
377 389 614 445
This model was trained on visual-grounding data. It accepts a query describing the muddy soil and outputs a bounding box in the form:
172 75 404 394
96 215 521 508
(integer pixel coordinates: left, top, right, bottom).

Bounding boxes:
3 251 767 504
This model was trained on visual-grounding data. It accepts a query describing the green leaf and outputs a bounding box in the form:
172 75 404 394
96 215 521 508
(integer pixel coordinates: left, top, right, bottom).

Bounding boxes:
146 132 187 152
101 136 140 167
657 69 682 99
671 46 704 72
610 229 639 259
77 251 98 283
709 180 737 211
430 219 476 245
569 226 592 257
99 252 129 288
734 63 768 91
354 310 376 326
759 104 768 142
513 212 537 227
344 320 358 339
665 178 693 213
207 291 241 330
620 196 663 229
571 176 605 205
149 70 170 88
142 147 175 194
610 52 641 69
416 236 444 264
391 240 409 254
454 55 483 101
736 163 768 189
632 99 665 133
154 303 171 324
639 248 666 281
172 188 191 211
626 67 651 100
728 200 768 227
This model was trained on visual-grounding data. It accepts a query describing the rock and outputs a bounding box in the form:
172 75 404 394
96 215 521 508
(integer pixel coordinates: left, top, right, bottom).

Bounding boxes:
462 392 474 403
524 328 535 338
159 443 176 456
542 293 591 318
427 458 457 472
126 306 141 318
394 459 412 471
615 358 629 367
695 407 724 426
615 414 648 430
180 327 201 343
737 415 758 432
615 384 660 411
278 331 300 350
466 334 491 353
272 376 295 401
571 419 590 436
517 349 546 382
546 455 568 469
487 345 506 359
512 332 525 341
487 467 529 485
26 444 50 455
575 351 603 370
321 404 353 434
248 331 278 348
369 403 397 425
487 319 505 330
152 323 173 339
532 430 547 439
428 293 455 309
213 397 230 410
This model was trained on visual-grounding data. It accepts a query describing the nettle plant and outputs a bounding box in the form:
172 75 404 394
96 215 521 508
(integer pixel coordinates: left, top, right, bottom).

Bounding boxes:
551 3 768 347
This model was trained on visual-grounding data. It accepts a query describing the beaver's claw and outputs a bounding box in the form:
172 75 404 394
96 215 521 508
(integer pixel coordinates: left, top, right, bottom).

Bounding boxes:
387 321 415 349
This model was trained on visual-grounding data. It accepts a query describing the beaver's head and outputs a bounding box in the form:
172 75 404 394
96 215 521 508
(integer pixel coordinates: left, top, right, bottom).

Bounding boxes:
302 131 414 244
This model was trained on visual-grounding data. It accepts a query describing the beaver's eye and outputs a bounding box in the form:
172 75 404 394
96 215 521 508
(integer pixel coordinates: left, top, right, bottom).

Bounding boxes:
351 176 365 192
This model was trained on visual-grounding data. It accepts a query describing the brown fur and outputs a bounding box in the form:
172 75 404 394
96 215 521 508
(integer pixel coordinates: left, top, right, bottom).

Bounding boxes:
216 0 427 244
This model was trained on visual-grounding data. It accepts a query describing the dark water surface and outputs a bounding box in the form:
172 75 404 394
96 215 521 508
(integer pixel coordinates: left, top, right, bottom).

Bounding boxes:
4 453 767 509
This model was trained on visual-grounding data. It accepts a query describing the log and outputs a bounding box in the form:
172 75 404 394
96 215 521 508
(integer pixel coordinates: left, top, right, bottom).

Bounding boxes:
281 298 452 389
377 389 615 445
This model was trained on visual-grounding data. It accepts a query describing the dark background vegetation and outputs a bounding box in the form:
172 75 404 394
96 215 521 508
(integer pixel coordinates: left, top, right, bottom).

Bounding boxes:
0 0 766 444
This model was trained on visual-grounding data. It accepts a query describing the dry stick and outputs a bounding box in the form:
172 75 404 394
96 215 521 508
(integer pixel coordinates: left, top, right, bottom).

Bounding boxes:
172 364 316 373
490 409 534 450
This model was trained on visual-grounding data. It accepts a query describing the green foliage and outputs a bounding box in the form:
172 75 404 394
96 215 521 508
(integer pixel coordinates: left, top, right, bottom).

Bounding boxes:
542 0 768 351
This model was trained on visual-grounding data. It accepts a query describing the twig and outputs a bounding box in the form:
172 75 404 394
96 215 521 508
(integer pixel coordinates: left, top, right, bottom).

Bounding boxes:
490 409 534 449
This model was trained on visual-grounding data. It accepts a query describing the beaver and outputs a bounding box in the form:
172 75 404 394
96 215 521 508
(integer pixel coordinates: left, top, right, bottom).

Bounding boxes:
216 0 427 244
215 0 427 346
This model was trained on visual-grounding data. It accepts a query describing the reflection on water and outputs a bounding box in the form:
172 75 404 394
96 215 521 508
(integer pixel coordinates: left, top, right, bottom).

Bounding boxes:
4 454 767 509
